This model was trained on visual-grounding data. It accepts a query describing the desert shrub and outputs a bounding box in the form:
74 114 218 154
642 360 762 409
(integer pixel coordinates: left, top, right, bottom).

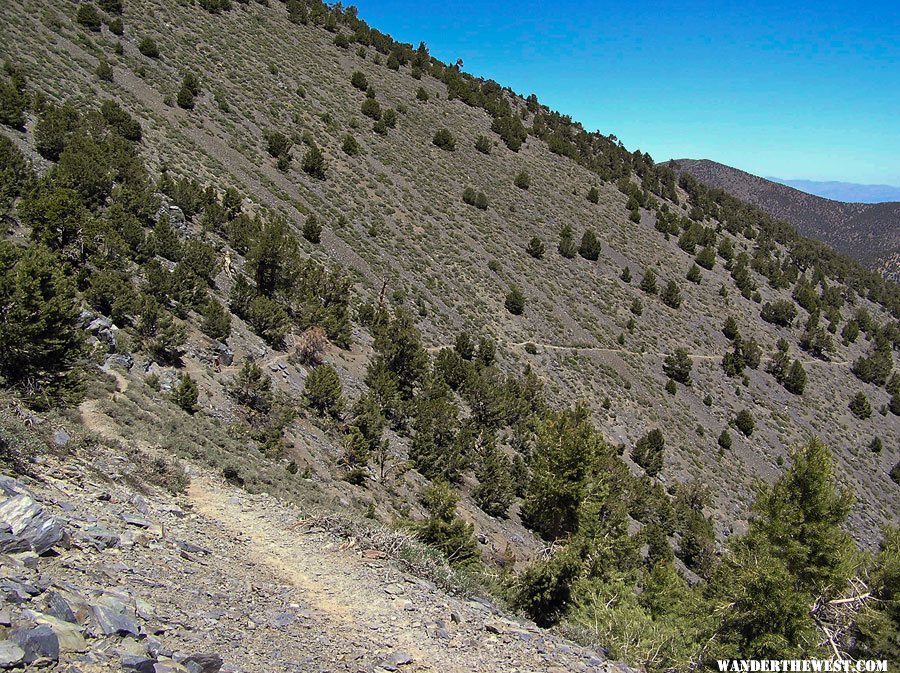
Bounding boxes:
301 144 326 179
76 3 102 31
504 286 525 315
526 236 544 259
432 128 456 151
474 135 491 154
138 37 159 58
170 374 199 414
734 409 755 436
849 392 872 419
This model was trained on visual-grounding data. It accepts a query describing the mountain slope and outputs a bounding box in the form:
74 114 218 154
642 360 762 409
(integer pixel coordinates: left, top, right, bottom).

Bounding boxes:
671 159 900 280
768 177 900 204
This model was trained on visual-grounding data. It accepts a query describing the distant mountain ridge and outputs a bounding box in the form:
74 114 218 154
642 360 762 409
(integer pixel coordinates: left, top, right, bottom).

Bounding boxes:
766 178 900 204
670 159 900 281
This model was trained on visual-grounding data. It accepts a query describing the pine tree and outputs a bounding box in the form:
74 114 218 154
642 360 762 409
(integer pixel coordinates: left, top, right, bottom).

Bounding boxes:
432 128 456 151
661 280 682 309
718 430 732 450
686 263 702 284
201 299 232 341
514 169 530 190
558 224 577 259
0 243 85 406
735 409 755 436
578 229 601 261
784 360 807 395
473 443 514 517
301 144 327 179
722 316 739 341
170 374 200 414
228 360 273 413
474 135 491 154
302 214 322 243
620 266 632 283
587 186 599 203
695 245 716 270
640 268 657 294
663 349 692 384
631 429 665 477
304 364 344 419
849 391 872 419
504 286 526 315
415 481 479 566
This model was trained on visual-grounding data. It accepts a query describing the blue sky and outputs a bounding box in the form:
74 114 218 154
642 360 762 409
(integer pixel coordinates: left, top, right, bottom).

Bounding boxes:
352 0 900 185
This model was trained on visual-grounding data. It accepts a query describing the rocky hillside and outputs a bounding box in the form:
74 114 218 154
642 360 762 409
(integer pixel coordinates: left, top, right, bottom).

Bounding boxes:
1 0 899 668
671 159 900 281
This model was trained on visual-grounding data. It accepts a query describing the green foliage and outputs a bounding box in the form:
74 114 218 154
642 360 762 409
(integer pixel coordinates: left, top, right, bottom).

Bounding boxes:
301 144 327 179
462 186 487 209
578 229 601 261
525 236 544 259
849 391 872 419
263 128 292 160
415 481 479 566
734 409 755 436
228 360 273 413
504 286 525 315
76 3 102 31
587 185 599 204
620 266 632 283
718 429 732 449
100 101 142 141
304 364 344 419
722 315 739 340
34 103 80 161
0 243 84 407
761 299 797 327
852 526 900 660
474 134 491 154
361 97 381 120
661 280 682 309
631 429 665 477
557 224 577 259
245 216 297 297
409 375 462 480
350 71 368 91
201 298 232 341
138 37 159 58
852 337 894 386
513 546 582 627
491 114 528 151
640 268 657 294
98 0 123 14
663 349 692 384
416 86 429 102
0 68 27 130
522 406 607 540
302 214 322 244
473 443 514 517
432 128 456 151
695 245 716 270
176 72 200 110
95 59 113 82
514 169 530 190
686 263 702 283
0 136 31 213
170 374 199 414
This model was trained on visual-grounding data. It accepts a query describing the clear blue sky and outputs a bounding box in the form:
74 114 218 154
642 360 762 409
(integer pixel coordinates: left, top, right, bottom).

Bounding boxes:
352 0 900 186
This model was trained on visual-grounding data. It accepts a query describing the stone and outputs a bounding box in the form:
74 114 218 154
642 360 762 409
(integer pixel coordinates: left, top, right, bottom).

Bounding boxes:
180 653 224 673
214 343 233 366
91 603 141 637
123 655 158 673
154 660 190 673
87 317 113 333
0 641 25 668
0 493 66 555
53 429 71 447
121 513 154 529
46 589 91 625
25 611 87 652
9 624 60 665
77 525 120 551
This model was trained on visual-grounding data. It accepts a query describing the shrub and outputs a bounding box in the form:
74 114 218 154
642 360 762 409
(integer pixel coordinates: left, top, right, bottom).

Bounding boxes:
98 0 123 14
718 430 732 449
304 364 344 419
686 263 702 283
350 71 368 91
505 286 525 315
76 3 102 31
473 444 514 517
415 482 479 566
342 134 360 155
761 299 797 327
735 409 755 436
301 144 327 179
201 299 231 341
462 187 487 209
663 349 692 384
587 186 599 204
620 267 632 283
474 135 491 154
361 97 381 120
100 101 141 141
96 59 113 82
138 37 159 58
514 169 530 190
295 326 328 366
558 224 577 259
526 236 544 259
490 114 527 151
416 87 429 102
432 128 456 151
263 129 291 159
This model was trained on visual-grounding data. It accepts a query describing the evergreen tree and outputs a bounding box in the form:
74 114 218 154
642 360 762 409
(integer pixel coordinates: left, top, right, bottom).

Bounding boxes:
695 245 716 270
558 224 577 259
718 429 732 450
415 481 479 566
587 185 600 204
473 443 514 517
504 286 525 315
784 359 807 395
620 266 632 283
474 134 491 154
514 169 530 190
76 3 102 31
661 280 682 309
722 316 739 341
170 374 200 414
640 268 657 294
0 243 85 406
228 360 273 413
686 263 702 284
631 429 665 477
432 128 456 151
663 349 692 384
578 229 601 261
302 214 322 243
301 144 327 179
849 391 872 419
304 364 344 419
246 216 297 297
201 299 232 341
735 409 755 436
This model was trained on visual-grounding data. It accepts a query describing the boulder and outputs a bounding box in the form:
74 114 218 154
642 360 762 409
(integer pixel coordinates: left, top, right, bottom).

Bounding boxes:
77 525 120 551
180 653 224 673
0 641 25 669
0 493 67 555
53 429 71 447
25 611 87 653
123 655 158 673
9 625 60 666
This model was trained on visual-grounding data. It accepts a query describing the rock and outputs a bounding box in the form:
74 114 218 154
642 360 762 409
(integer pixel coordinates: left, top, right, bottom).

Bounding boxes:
109 352 135 370
9 624 60 665
123 655 158 673
0 578 40 603
87 317 113 333
91 602 141 637
154 660 190 673
0 641 25 668
46 589 91 625
0 477 24 498
25 611 87 652
53 429 71 447
385 652 414 666
0 608 10 626
484 620 505 634
77 525 120 551
214 343 233 366
0 493 66 555
121 513 154 529
180 653 224 673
